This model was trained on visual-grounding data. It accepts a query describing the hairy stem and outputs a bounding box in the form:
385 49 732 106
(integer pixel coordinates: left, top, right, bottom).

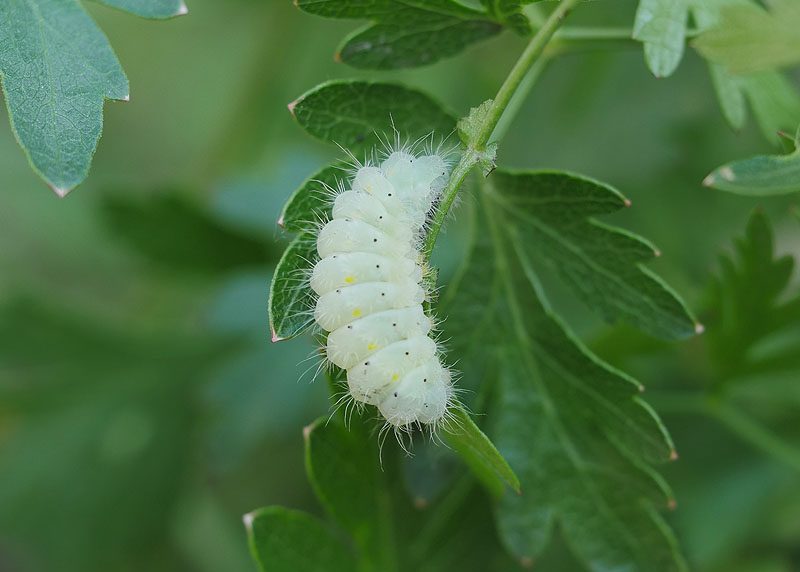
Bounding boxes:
422 0 580 258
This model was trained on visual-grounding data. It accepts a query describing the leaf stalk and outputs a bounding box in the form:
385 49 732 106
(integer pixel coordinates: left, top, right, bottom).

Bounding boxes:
422 0 581 259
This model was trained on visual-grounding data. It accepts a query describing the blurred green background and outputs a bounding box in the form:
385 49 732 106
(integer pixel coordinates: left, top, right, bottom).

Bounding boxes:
1 1 798 571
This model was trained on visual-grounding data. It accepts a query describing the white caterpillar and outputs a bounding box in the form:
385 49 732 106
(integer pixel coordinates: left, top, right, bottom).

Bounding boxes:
310 147 455 430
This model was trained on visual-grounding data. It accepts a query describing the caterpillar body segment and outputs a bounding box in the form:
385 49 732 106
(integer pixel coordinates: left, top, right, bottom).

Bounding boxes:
311 150 454 429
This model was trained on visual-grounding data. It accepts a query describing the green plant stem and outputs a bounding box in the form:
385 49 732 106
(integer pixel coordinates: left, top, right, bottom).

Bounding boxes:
653 392 800 473
557 26 634 41
422 0 580 259
475 0 579 148
491 57 549 143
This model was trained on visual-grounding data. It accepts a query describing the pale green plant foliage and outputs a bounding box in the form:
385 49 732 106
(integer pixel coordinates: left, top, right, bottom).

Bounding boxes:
259 1 716 570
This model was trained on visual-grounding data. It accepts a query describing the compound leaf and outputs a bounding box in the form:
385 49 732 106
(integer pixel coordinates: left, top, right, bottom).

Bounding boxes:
443 186 686 570
245 507 357 572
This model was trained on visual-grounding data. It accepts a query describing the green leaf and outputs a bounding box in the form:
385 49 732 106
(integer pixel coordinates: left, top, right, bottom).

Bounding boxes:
442 406 521 496
94 0 187 18
279 164 341 234
694 2 800 75
705 210 800 382
479 0 532 34
633 0 689 78
304 418 397 570
0 0 127 194
0 0 185 195
443 193 686 570
703 148 800 196
101 191 274 273
295 0 502 69
269 233 317 341
741 72 800 142
245 507 357 572
706 62 747 131
486 170 698 340
290 80 456 156
691 3 800 139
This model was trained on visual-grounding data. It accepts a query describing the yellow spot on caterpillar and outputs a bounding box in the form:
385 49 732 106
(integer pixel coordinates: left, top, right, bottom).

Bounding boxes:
391 373 399 382
367 343 378 351
352 308 362 318
344 276 355 284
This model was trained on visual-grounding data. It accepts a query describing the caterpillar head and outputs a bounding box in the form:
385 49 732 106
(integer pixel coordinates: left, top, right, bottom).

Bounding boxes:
352 167 402 213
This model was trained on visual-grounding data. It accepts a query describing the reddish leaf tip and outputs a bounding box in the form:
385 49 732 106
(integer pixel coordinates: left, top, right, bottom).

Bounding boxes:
413 497 428 510
670 449 679 461
287 100 298 115
694 323 705 335
277 215 285 228
271 326 285 343
520 556 534 569
667 498 677 511
623 198 632 207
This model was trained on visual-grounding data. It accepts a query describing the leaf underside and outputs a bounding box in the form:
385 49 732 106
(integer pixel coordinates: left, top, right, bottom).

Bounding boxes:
705 150 800 196
0 0 185 194
633 0 688 78
94 0 186 18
